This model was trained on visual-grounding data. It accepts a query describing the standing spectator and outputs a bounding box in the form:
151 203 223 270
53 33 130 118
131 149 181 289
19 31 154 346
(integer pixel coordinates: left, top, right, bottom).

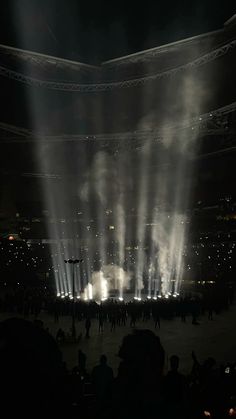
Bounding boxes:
163 355 188 418
98 311 104 333
92 355 114 404
85 316 91 338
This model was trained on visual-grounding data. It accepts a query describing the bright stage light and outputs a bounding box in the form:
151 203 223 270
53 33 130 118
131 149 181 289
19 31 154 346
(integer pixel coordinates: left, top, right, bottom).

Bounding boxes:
158 294 162 298
147 295 151 299
153 296 157 300
119 297 124 301
57 292 60 297
88 283 93 300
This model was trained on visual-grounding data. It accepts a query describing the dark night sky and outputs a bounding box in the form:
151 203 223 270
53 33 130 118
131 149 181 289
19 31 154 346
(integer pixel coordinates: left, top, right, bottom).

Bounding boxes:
0 0 235 63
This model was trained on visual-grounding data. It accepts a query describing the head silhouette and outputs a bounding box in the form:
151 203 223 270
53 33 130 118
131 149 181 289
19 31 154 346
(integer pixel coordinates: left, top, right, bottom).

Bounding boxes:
100 354 107 365
0 318 64 417
118 329 165 394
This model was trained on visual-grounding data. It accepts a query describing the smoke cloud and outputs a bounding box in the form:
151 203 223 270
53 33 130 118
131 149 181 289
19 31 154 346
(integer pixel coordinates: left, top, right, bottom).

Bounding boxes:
84 264 131 300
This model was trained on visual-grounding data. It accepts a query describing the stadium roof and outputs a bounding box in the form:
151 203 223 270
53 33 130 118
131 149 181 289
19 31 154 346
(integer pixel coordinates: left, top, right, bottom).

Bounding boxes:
0 15 235 78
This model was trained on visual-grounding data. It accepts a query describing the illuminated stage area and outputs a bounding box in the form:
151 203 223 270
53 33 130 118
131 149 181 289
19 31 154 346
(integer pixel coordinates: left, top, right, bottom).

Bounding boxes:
0 13 235 300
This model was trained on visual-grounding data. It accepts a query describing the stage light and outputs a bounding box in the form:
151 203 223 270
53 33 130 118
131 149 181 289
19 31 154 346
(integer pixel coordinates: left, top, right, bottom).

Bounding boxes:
147 296 151 299
88 283 93 300
119 297 124 301
8 235 14 241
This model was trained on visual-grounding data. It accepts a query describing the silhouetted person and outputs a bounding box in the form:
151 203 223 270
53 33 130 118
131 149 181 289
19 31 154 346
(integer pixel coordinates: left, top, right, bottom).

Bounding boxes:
110 313 116 331
85 316 91 338
130 312 136 327
153 308 160 329
121 310 127 325
196 356 221 417
98 312 104 332
163 355 188 418
92 355 114 404
0 318 65 418
113 329 165 419
191 299 199 325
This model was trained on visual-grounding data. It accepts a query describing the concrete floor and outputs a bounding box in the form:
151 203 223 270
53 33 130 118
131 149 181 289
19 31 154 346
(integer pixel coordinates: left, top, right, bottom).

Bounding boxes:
1 304 235 375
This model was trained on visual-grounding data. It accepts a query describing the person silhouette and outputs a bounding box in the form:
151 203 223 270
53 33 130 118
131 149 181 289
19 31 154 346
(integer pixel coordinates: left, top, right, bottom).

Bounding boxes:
163 355 189 418
113 329 165 418
98 312 104 332
0 318 66 418
92 355 114 404
85 316 91 338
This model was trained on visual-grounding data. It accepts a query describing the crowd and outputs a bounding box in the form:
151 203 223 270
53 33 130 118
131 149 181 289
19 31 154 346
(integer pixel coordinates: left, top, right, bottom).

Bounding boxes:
0 316 235 419
0 284 234 334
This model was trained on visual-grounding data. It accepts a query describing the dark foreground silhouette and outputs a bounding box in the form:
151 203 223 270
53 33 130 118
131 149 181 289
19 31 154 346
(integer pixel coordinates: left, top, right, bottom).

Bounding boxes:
0 317 235 419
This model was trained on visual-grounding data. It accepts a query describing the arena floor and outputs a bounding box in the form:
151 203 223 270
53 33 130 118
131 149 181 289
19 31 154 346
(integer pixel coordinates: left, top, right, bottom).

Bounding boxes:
1 303 235 375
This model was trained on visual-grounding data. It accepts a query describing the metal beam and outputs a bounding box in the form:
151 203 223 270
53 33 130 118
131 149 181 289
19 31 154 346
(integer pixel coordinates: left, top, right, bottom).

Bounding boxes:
0 102 235 144
0 40 235 92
